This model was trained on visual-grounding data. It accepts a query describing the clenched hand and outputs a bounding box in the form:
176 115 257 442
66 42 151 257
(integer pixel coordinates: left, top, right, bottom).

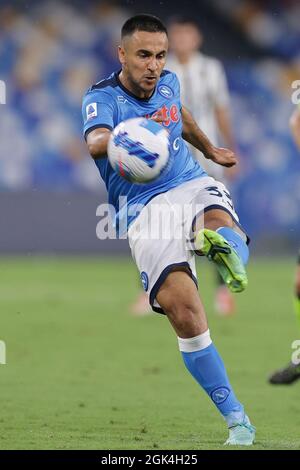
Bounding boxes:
206 147 237 168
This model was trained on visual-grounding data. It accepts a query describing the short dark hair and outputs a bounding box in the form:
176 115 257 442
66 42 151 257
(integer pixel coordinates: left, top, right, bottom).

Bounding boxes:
121 14 168 39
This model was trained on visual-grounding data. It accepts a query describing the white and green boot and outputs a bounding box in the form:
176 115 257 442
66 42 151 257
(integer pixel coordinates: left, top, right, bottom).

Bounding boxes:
195 228 248 293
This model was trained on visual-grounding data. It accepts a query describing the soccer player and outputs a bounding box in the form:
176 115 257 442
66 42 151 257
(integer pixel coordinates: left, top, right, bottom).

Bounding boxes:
269 105 300 385
167 17 239 316
82 14 255 445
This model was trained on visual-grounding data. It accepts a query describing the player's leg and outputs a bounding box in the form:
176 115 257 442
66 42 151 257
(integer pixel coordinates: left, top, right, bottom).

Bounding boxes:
269 253 300 385
128 186 254 444
196 210 235 316
156 269 255 445
186 178 249 294
194 208 249 293
211 179 236 316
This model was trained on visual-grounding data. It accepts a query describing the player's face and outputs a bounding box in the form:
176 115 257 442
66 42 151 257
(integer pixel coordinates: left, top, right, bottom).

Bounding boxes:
119 31 168 97
169 24 202 58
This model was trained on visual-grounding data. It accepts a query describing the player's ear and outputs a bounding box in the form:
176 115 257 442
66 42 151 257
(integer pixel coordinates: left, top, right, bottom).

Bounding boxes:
118 45 126 66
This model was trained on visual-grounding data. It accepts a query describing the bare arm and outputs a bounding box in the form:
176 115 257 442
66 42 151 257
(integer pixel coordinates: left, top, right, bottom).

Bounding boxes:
181 105 237 167
181 105 214 155
86 128 111 160
290 108 300 151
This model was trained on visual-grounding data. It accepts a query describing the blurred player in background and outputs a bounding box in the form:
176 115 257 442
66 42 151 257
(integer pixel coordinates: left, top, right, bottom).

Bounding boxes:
269 105 300 385
167 17 239 316
82 14 255 444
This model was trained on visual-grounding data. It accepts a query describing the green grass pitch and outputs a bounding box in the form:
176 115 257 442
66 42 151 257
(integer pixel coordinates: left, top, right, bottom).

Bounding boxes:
0 256 300 450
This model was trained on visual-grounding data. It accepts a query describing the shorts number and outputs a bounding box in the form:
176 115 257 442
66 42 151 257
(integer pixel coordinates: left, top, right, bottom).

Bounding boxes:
205 186 222 197
205 186 234 211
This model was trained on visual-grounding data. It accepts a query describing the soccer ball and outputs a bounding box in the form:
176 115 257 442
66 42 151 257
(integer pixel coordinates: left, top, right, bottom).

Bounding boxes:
107 117 170 184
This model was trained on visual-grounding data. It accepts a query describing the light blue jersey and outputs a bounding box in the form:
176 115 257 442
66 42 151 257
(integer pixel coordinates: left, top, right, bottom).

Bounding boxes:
82 70 206 232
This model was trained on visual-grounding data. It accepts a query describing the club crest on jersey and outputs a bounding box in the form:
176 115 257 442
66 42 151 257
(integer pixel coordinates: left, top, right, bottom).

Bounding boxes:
86 102 97 120
158 85 173 99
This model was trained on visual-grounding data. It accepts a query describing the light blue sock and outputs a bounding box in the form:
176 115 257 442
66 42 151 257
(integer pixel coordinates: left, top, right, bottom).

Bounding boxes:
178 330 245 425
216 227 249 265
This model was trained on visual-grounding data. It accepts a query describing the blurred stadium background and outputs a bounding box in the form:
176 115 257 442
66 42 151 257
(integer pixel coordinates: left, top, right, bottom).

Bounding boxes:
0 0 299 254
0 0 300 450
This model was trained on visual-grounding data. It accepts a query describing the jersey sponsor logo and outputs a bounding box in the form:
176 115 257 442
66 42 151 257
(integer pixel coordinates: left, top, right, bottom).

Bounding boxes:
172 137 180 152
158 84 174 99
140 271 149 291
86 102 97 120
145 104 179 128
210 386 230 404
117 95 128 103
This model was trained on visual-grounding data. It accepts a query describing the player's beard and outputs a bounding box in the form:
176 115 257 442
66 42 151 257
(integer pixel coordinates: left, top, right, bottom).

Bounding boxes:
131 74 156 97
121 66 158 98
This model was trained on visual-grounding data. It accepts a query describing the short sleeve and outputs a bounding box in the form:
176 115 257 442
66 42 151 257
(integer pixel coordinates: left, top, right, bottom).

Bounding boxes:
82 90 116 140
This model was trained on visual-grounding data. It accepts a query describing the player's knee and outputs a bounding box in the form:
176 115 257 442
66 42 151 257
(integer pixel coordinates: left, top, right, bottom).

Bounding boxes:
161 296 199 326
157 276 198 315
169 309 198 335
156 271 203 330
